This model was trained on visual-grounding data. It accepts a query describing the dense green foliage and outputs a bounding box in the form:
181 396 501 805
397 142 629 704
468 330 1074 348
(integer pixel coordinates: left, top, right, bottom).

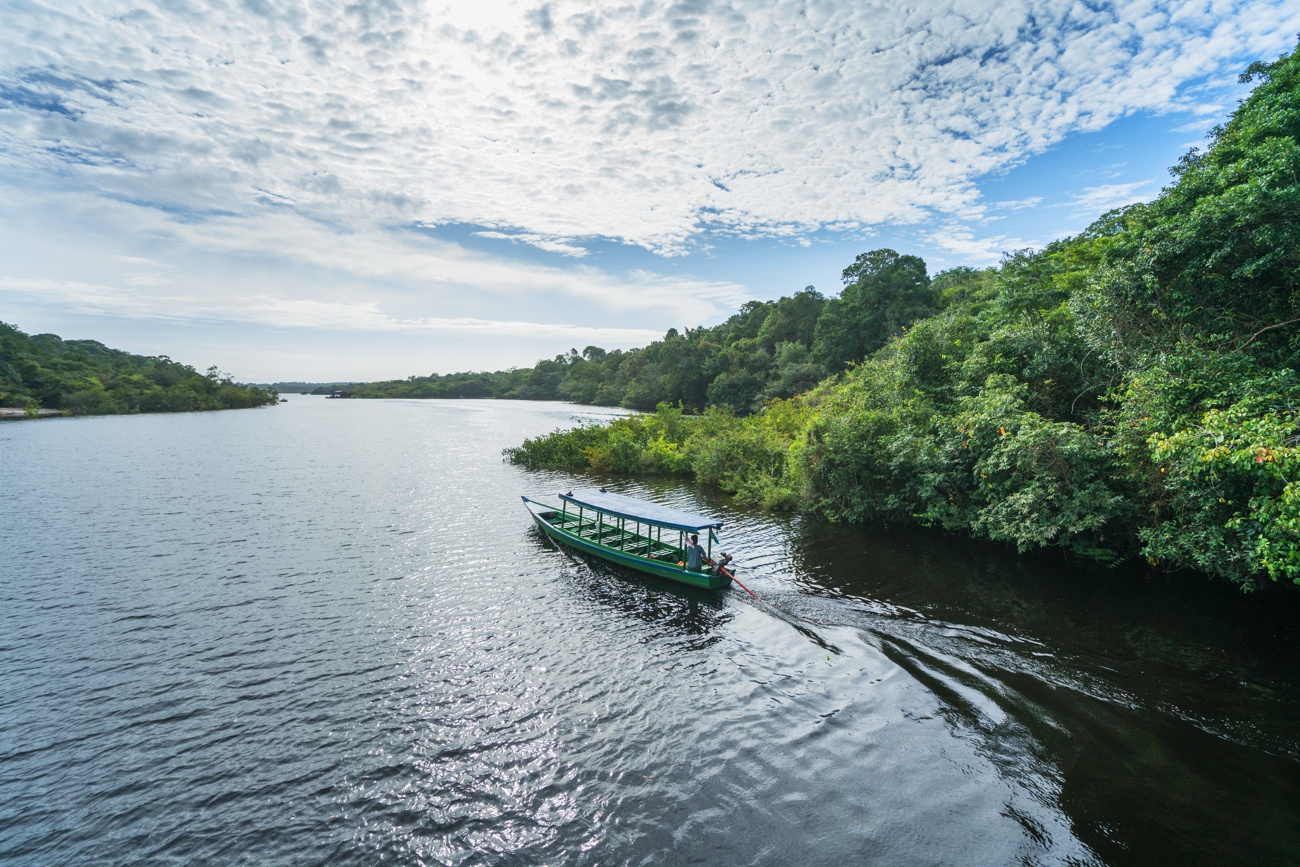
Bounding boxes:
0 323 277 415
354 283 875 413
509 43 1300 591
249 381 358 394
355 266 940 413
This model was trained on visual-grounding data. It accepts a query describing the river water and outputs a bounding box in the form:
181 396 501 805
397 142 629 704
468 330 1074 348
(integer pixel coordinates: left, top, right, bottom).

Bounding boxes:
1 397 1296 866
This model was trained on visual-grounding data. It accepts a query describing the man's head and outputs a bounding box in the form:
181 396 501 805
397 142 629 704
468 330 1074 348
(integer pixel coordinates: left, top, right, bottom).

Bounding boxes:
690 533 699 543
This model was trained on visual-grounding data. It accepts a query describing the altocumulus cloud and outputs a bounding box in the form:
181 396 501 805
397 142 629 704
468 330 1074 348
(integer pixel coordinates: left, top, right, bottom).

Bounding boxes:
1 0 1298 378
2 0 1296 251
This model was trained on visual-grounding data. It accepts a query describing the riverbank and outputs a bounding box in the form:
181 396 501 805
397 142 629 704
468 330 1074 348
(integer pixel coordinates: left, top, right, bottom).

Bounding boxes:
0 407 67 418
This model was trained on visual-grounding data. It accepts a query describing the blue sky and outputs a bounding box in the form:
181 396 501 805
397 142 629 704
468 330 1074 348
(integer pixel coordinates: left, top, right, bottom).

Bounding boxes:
1 1 1297 382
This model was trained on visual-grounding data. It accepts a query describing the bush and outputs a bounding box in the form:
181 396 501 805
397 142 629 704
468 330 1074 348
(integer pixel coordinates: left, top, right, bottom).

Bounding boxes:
1145 371 1300 588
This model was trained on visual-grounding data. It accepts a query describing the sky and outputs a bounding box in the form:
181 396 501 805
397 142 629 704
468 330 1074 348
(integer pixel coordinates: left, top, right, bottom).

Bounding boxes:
1 1 1297 382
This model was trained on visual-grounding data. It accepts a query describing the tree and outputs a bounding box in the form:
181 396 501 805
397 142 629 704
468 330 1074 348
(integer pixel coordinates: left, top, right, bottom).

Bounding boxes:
757 286 826 351
1078 41 1300 366
813 249 934 371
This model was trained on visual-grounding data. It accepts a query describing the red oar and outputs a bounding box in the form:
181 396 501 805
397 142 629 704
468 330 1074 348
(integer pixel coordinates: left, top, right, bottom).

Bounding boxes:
719 566 760 600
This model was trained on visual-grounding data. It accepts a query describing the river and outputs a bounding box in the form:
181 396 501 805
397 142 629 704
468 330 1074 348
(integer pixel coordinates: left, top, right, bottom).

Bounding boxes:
1 397 1296 865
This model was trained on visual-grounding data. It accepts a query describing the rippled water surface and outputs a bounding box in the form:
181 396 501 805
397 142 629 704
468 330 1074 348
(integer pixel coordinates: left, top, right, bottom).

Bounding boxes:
2 397 1297 865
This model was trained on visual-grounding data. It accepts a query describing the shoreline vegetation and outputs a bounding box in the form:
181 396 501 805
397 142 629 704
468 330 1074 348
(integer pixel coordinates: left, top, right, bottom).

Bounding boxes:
501 45 1300 592
0 323 278 417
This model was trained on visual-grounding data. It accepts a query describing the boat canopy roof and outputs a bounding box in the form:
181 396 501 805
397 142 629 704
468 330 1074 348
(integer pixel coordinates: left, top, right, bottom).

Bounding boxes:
559 488 722 532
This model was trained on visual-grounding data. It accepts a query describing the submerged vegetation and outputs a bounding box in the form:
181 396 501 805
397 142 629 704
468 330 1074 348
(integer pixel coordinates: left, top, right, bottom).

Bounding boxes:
0 323 277 416
508 45 1300 591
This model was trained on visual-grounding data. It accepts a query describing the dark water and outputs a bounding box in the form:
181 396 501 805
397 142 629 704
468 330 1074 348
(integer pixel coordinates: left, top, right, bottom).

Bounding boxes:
1 397 1296 866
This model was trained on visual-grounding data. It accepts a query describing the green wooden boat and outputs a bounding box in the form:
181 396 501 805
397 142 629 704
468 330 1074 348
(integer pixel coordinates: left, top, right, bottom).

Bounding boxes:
522 488 734 591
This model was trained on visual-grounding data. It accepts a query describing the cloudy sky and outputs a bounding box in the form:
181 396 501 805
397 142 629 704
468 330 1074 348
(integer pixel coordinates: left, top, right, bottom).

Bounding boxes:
1 1 1296 381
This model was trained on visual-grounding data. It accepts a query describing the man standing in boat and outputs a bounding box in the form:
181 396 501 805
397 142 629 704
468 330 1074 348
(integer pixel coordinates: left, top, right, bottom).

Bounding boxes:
685 533 706 571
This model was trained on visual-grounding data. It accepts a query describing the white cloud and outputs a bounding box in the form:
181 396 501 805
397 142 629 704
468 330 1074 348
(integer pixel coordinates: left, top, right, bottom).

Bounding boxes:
1067 180 1160 215
0 183 751 323
926 225 1038 264
0 276 665 343
1171 119 1217 134
0 179 748 366
991 197 1044 212
1 0 1295 253
471 230 590 258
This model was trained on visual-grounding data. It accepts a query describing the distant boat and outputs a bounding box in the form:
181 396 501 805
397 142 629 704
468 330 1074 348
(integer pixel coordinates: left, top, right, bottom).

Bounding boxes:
522 488 733 591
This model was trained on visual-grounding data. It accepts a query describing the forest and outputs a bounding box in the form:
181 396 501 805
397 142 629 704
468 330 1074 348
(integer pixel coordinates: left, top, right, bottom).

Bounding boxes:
505 44 1300 591
0 323 278 415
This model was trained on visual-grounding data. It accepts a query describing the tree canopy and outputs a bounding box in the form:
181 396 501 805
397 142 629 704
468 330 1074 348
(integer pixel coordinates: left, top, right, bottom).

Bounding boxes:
0 323 277 416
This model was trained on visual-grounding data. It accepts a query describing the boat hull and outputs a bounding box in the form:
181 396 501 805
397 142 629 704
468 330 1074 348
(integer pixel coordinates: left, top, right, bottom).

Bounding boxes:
525 502 732 591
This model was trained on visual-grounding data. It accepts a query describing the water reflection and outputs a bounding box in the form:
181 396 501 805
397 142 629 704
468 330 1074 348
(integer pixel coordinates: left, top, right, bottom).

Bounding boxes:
783 519 1300 737
769 515 1300 865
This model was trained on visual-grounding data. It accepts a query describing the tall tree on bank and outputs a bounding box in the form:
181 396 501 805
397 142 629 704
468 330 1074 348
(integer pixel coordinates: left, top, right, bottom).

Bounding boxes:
813 249 935 371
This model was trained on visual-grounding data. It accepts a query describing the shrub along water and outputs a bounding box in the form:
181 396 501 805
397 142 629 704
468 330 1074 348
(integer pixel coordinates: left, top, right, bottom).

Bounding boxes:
508 42 1300 591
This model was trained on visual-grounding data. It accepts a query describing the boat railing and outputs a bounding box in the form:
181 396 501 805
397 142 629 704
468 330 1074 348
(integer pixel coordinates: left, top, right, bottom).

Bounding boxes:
533 500 686 562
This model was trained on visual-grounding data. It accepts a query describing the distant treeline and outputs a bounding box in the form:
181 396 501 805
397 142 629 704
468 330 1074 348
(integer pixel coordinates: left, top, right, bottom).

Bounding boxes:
247 381 360 394
248 382 362 394
0 323 278 416
350 282 869 410
508 44 1300 592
